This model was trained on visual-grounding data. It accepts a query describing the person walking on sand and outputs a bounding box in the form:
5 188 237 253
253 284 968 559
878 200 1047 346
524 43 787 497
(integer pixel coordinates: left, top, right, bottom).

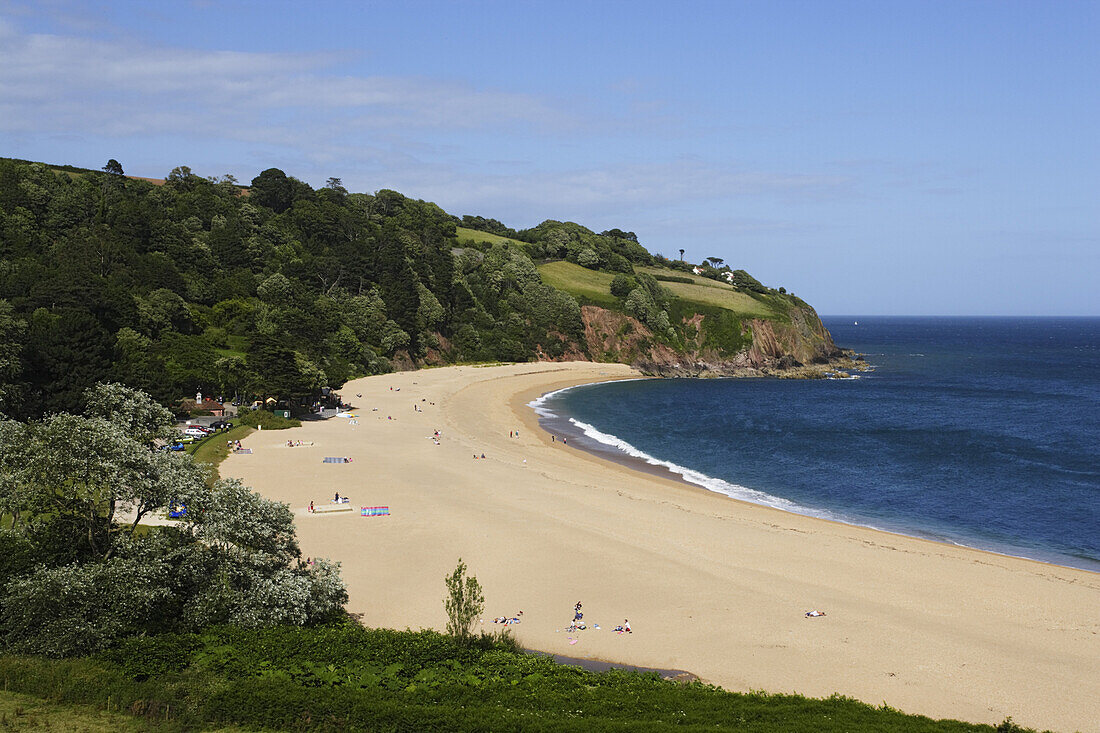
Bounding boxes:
309 501 314 513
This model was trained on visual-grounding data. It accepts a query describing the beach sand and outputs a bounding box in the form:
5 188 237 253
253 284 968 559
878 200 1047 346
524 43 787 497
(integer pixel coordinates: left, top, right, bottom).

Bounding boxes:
225 362 1100 732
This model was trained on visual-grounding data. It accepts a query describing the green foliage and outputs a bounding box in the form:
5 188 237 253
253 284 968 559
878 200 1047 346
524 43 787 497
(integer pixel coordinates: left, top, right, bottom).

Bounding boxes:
444 559 484 642
0 625 1035 732
727 268 768 293
236 409 300 430
0 155 826 417
653 273 694 284
0 389 344 657
609 273 637 298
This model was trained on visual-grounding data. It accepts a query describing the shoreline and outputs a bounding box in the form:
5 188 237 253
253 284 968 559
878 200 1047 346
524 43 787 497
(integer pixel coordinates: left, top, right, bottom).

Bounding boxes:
525 377 1100 576
225 361 1100 733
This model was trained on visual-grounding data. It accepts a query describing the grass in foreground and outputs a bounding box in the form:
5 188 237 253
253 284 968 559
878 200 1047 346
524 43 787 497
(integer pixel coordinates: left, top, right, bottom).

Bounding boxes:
0 689 252 732
0 625 1044 733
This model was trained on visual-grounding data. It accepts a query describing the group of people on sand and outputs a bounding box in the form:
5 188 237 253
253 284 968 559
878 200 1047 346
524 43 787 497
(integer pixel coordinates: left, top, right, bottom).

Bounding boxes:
492 611 523 625
565 601 631 634
227 439 243 451
286 439 311 447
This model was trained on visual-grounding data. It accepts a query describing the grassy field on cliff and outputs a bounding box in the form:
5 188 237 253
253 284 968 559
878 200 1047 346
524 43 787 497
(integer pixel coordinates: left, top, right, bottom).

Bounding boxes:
537 260 621 307
455 226 528 247
540 260 775 317
638 266 773 316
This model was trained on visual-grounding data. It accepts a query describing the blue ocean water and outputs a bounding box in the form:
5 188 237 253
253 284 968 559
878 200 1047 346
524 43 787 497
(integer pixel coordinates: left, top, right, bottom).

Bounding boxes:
535 317 1100 572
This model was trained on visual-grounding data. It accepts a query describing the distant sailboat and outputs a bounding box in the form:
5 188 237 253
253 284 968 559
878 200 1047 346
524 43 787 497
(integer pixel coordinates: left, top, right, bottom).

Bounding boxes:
854 320 859 325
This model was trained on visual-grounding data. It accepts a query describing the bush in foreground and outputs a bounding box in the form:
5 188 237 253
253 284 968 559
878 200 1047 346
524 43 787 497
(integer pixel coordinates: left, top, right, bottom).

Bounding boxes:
0 625 1044 732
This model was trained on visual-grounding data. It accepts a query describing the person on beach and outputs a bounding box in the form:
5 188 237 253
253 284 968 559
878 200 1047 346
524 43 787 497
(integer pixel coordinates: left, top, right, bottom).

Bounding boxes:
805 610 826 618
334 492 340 502
309 501 314 513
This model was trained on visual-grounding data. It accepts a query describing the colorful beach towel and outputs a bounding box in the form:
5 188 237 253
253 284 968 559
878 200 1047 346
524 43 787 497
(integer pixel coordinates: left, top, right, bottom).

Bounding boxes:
322 456 350 463
235 448 253 454
361 506 390 516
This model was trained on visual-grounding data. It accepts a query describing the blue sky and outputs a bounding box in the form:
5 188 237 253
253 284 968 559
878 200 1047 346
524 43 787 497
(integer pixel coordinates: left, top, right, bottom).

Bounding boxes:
1 0 1097 315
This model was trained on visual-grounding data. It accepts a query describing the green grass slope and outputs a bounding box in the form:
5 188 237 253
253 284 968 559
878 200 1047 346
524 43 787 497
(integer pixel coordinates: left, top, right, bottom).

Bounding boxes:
638 266 773 316
0 625 1040 732
455 226 527 247
537 260 620 307
540 261 777 318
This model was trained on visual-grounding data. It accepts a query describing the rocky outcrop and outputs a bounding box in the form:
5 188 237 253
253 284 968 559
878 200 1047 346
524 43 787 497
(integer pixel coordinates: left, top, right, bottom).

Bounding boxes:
576 304 849 378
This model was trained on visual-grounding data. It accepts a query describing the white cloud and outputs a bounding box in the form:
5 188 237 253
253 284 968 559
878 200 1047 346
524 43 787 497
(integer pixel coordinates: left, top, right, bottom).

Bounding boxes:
0 17 851 247
0 23 567 137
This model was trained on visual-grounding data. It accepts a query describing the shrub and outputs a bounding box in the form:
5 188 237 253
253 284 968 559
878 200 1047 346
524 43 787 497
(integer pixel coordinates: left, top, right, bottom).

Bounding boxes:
609 273 636 298
443 559 484 643
237 410 301 430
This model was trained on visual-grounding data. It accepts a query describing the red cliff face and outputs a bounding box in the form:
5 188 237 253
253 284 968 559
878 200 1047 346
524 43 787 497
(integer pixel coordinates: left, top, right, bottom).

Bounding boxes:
570 305 843 377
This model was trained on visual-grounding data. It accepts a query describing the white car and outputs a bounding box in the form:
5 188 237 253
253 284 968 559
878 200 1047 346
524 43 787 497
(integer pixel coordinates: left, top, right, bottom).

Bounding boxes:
182 427 209 438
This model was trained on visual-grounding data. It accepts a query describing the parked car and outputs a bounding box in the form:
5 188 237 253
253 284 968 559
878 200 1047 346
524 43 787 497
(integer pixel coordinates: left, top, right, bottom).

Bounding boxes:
182 427 208 438
159 442 186 452
209 420 234 431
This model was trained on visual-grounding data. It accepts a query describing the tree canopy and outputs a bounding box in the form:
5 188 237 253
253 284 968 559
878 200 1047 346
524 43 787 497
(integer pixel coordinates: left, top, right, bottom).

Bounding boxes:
0 383 346 656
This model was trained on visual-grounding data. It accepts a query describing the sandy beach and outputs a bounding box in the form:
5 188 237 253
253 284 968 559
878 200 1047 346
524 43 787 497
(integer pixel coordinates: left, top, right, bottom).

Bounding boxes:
224 362 1100 732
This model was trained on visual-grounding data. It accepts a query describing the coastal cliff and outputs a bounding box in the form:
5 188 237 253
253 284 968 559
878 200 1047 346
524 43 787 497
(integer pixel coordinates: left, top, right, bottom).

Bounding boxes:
578 303 851 378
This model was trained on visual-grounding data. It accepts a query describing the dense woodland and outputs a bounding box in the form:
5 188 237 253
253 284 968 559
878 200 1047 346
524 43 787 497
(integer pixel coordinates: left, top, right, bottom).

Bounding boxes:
0 158 674 419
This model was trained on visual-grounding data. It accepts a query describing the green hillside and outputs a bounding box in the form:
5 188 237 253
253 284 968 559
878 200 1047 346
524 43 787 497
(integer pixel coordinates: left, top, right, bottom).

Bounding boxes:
537 260 619 307
0 157 839 420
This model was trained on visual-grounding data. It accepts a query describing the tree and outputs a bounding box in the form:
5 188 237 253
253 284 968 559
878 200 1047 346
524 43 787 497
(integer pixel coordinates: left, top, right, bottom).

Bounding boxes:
610 273 636 298
443 558 484 642
705 256 724 267
0 410 207 559
0 300 26 415
83 381 177 447
678 248 685 261
324 177 348 196
576 248 599 268
0 387 347 656
102 159 124 176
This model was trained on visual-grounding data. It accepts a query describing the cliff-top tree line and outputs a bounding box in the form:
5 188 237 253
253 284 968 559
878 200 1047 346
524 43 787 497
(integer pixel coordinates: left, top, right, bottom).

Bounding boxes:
0 159 661 419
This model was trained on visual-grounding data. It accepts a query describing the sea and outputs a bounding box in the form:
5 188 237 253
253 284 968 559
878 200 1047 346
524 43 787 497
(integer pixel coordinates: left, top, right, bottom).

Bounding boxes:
532 317 1100 573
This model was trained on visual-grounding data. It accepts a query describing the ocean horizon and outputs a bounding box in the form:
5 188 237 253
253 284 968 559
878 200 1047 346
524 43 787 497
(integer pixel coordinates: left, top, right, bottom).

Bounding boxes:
533 316 1100 573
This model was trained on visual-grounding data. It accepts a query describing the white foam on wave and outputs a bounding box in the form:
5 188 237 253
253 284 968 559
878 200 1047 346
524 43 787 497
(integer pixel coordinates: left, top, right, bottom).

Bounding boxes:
567 417 839 520
527 378 648 419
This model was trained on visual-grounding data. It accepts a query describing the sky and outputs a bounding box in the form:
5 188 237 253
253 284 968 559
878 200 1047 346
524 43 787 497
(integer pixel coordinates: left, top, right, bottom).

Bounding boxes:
1 0 1097 315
